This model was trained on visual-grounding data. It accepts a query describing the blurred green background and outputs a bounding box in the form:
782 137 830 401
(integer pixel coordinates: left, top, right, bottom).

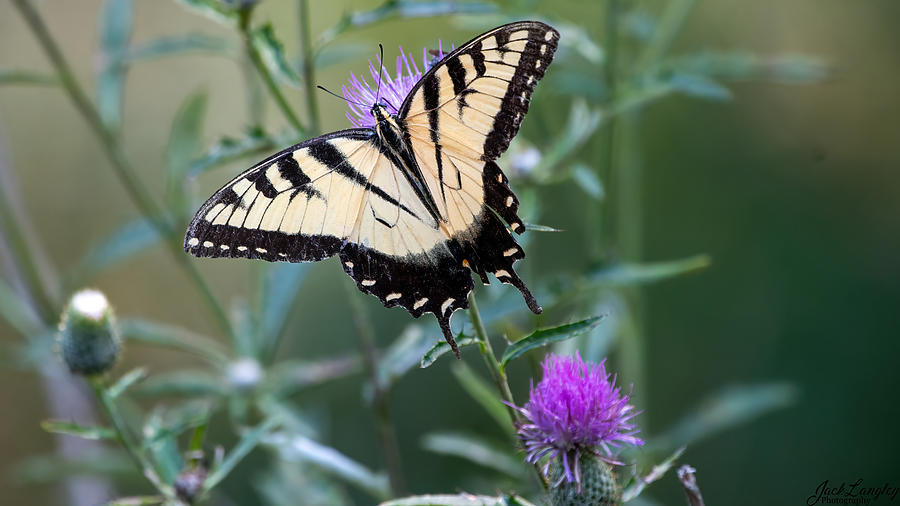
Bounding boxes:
1 0 899 504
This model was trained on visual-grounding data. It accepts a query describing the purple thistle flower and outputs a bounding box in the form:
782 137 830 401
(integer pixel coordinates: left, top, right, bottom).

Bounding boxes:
341 42 451 128
511 352 644 487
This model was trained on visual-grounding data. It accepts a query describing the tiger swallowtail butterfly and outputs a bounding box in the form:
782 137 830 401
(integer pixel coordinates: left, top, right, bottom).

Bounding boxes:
185 21 559 357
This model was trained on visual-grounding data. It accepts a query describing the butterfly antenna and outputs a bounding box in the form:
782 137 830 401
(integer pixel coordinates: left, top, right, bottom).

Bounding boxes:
375 43 385 105
316 85 367 108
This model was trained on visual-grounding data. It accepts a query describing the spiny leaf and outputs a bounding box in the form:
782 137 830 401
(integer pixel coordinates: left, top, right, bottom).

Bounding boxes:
41 420 116 440
204 417 281 492
97 0 134 131
252 24 301 88
500 316 605 372
0 68 57 86
589 254 711 286
421 432 525 478
420 336 478 368
265 431 390 499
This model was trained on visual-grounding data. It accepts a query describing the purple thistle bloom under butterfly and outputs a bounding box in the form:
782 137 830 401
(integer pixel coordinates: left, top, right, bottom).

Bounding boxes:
342 42 452 128
510 352 644 487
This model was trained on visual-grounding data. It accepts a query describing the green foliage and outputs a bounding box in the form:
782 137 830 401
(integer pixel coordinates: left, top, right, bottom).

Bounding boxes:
0 0 827 504
500 316 605 372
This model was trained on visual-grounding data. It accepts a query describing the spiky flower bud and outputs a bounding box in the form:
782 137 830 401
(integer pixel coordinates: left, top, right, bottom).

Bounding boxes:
550 454 621 506
57 289 120 376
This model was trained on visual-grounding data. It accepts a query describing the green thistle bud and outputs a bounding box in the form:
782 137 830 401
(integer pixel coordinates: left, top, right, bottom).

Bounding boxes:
57 289 120 376
550 454 621 506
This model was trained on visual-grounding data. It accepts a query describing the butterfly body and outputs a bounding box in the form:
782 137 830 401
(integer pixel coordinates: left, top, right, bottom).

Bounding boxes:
185 22 559 355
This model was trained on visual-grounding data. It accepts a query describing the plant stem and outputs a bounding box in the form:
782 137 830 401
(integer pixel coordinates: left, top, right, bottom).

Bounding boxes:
0 187 57 322
298 0 320 135
466 292 548 491
466 293 519 425
238 9 306 135
344 283 406 496
11 0 235 342
89 377 174 498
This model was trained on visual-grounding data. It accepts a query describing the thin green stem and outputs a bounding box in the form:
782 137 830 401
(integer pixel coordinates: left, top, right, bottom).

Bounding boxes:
0 192 57 323
89 377 174 498
344 283 406 496
12 0 235 341
298 0 320 135
239 10 306 135
466 292 547 491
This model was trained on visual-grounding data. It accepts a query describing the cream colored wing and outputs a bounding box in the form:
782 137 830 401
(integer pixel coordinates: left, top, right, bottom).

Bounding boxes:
185 129 441 263
397 21 559 315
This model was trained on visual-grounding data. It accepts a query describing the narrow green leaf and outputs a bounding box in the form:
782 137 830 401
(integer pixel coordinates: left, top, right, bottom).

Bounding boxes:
135 370 227 397
649 383 798 452
622 447 685 501
97 0 134 130
142 409 182 484
500 317 605 371
523 223 562 232
107 367 147 399
204 417 281 492
0 277 44 337
119 318 229 365
532 101 604 178
73 218 160 283
450 361 511 434
589 254 711 286
421 432 525 478
669 73 732 101
0 68 58 86
259 263 311 351
379 494 519 506
176 0 240 26
41 420 116 440
420 336 478 368
374 325 434 390
141 401 211 448
13 449 134 484
252 24 301 88
571 163 604 200
120 34 237 64
188 128 289 177
106 497 166 506
317 1 496 48
167 90 208 215
665 51 829 85
267 355 362 397
264 431 390 499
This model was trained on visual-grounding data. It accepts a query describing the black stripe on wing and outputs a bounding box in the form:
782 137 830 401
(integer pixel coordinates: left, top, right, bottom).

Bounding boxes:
184 128 374 263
